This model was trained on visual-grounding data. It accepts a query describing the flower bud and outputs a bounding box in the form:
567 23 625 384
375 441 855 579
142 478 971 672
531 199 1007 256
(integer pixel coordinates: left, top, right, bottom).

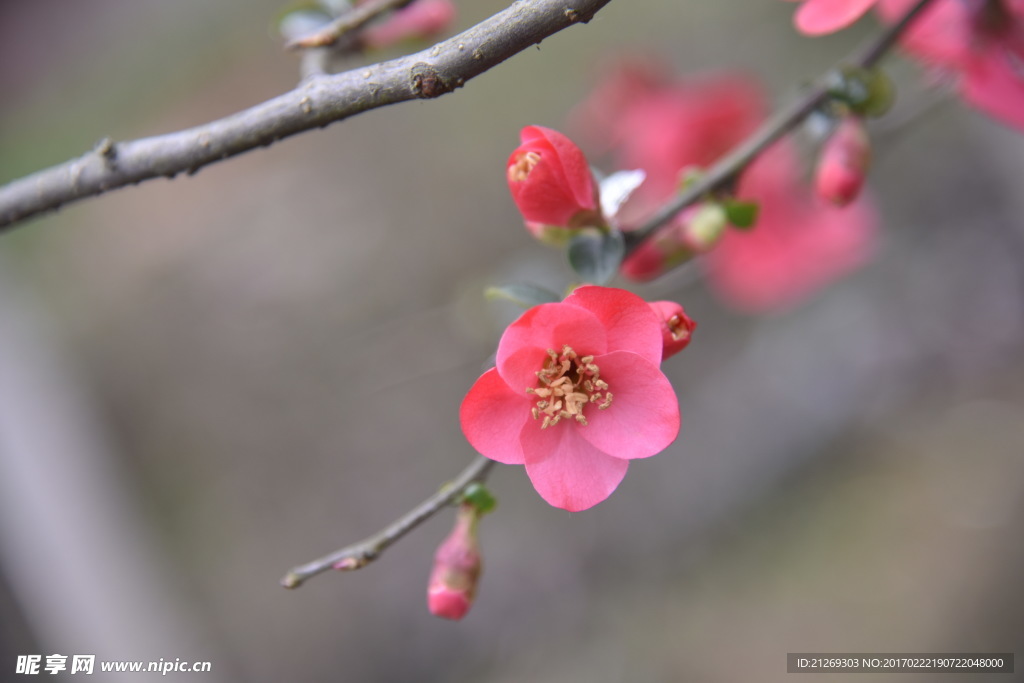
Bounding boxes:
620 203 727 282
648 301 697 360
685 203 729 251
362 0 456 49
815 116 871 206
507 126 602 233
427 504 482 620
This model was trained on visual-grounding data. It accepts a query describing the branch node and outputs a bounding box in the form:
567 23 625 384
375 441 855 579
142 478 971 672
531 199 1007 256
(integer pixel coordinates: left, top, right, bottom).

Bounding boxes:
564 7 580 22
94 137 118 169
412 64 454 98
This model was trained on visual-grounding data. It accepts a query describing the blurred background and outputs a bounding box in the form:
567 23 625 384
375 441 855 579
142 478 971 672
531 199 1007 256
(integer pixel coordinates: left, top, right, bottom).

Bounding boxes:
1 0 1022 681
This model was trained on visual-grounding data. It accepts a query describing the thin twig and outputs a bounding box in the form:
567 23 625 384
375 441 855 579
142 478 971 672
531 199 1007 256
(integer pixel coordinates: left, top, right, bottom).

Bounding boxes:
280 455 494 588
0 0 612 230
288 0 416 49
625 0 936 253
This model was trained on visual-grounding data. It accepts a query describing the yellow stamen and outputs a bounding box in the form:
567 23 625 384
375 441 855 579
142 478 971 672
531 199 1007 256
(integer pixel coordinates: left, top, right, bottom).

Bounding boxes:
526 344 613 429
508 151 541 182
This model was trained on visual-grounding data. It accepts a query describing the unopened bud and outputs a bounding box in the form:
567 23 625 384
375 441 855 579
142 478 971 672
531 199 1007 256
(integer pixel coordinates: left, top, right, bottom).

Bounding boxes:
648 301 697 360
815 117 871 206
621 202 730 282
427 504 482 620
508 126 603 235
683 203 728 252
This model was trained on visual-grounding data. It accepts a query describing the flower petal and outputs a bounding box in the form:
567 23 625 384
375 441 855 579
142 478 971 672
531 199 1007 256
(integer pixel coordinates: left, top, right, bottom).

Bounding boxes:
521 126 597 214
459 368 529 464
563 286 663 364
496 302 608 390
578 351 680 460
962 42 1024 133
795 0 877 36
521 423 629 511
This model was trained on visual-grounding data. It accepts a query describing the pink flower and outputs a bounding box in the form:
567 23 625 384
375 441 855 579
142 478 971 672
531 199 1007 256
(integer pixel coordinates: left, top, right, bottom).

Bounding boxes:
427 503 482 620
877 0 1024 131
815 116 872 206
649 301 697 360
786 0 880 35
576 62 877 311
576 68 763 221
704 144 877 313
507 126 601 231
460 286 681 512
362 0 456 49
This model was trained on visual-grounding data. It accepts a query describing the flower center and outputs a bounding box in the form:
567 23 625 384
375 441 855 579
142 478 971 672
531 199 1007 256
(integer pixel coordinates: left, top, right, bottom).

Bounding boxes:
508 151 541 183
666 314 692 343
526 345 612 429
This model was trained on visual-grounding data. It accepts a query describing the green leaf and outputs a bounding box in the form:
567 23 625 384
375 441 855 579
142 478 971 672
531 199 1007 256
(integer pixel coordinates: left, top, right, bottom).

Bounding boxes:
832 66 896 118
461 483 497 516
723 200 760 229
485 283 561 308
567 229 625 285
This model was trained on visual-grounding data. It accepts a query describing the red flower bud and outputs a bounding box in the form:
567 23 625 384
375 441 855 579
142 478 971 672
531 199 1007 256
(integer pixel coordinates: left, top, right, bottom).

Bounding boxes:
427 504 482 620
815 116 871 206
507 126 601 230
648 301 697 360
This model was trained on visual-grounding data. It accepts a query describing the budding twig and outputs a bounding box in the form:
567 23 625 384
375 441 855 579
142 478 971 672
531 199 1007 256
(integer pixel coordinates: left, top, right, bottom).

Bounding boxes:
287 0 417 50
0 0 612 230
280 455 494 589
625 0 938 254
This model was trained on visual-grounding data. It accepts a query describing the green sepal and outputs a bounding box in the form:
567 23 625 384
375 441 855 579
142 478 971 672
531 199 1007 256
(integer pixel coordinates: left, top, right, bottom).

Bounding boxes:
723 199 760 230
461 483 497 516
567 229 625 286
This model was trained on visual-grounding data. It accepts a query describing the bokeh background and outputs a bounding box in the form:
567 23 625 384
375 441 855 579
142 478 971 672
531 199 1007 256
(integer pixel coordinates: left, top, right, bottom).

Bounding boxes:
1 1 1022 681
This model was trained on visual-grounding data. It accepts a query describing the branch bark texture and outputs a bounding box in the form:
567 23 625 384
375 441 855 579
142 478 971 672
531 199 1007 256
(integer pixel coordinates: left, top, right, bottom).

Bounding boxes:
0 0 611 230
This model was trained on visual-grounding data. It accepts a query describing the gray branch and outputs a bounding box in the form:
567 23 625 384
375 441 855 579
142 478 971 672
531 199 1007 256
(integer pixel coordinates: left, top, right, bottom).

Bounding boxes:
0 0 612 231
280 455 494 589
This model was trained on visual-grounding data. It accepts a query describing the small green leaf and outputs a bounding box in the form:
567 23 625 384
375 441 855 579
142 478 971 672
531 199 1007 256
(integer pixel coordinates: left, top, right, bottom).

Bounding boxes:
723 200 760 229
461 483 497 515
567 229 625 285
832 66 896 118
485 283 561 308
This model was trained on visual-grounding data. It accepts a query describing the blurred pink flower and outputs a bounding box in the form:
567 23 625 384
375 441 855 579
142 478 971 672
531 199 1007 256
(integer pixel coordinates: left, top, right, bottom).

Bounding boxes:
460 286 680 512
704 144 877 313
577 60 877 311
362 0 456 49
877 0 1024 131
785 0 879 35
576 66 763 218
507 126 601 231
